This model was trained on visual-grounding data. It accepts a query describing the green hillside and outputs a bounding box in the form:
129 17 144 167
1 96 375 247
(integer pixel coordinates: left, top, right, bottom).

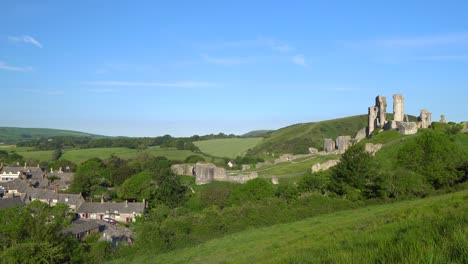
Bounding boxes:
0 127 103 144
194 138 263 158
112 190 468 264
249 115 368 157
241 130 273 138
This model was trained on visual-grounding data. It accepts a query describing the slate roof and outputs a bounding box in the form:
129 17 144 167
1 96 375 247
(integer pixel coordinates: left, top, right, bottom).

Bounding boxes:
77 201 145 215
0 180 29 193
26 188 84 208
0 196 25 210
0 166 22 174
64 219 103 235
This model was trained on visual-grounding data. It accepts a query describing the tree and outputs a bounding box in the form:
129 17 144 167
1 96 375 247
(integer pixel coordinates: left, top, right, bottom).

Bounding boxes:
51 148 63 161
397 130 466 189
118 171 155 201
229 178 275 204
69 158 109 197
329 144 383 200
200 184 233 208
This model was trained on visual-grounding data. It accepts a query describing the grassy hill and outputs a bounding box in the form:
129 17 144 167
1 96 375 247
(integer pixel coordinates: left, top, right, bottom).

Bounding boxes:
0 127 103 144
194 138 263 158
249 115 368 157
112 189 468 264
241 130 273 138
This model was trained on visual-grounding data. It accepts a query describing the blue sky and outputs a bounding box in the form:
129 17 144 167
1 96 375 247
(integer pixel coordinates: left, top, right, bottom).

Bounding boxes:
1 1 467 137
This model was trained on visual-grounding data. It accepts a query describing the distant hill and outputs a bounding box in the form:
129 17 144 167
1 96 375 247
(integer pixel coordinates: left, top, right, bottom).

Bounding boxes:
241 130 273 138
0 127 104 144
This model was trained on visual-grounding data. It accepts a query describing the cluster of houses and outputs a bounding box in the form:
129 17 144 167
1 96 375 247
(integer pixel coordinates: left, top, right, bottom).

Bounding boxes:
0 163 146 243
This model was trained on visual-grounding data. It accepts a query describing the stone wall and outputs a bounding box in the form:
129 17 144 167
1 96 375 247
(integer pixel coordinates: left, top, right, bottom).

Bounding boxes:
336 136 352 154
355 128 366 143
323 139 336 153
171 164 194 176
393 94 404 122
365 143 383 156
419 109 432 129
398 122 418 135
311 159 340 173
193 162 257 185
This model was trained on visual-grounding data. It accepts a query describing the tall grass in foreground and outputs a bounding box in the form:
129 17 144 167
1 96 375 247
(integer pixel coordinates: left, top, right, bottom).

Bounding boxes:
112 190 468 264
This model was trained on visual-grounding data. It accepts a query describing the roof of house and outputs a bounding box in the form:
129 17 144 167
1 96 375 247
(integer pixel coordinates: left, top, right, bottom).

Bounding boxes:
0 166 22 174
64 219 103 235
0 180 30 193
77 201 145 215
26 188 84 207
0 196 25 210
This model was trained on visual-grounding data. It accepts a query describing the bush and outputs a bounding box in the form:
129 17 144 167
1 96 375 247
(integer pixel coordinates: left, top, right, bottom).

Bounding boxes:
229 178 275 205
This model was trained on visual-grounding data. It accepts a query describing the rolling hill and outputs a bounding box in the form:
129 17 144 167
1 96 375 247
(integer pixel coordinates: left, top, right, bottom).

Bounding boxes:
248 115 369 156
194 138 263 158
0 127 104 144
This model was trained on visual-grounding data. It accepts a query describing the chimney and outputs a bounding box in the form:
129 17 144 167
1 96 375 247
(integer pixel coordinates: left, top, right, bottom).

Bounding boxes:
125 200 128 207
59 167 63 173
50 168 53 173
143 199 146 208
101 195 104 204
24 162 27 169
37 164 40 168
16 162 19 166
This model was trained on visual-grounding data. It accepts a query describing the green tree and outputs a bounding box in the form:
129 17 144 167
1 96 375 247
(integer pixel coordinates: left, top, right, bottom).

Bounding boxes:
397 130 466 189
329 144 383 200
200 184 233 208
229 178 275 204
69 158 109 197
118 171 155 201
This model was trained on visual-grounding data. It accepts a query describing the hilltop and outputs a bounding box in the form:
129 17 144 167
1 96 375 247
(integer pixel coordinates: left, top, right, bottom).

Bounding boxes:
248 115 368 156
0 127 104 144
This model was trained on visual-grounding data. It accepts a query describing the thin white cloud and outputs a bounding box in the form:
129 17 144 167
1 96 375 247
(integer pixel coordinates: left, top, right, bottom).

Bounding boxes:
8 35 43 48
201 54 249 65
292 54 308 67
88 81 219 88
0 61 33 72
374 33 468 47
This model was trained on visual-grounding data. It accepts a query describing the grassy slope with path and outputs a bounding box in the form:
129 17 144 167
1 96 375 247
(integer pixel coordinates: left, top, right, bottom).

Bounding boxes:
112 189 468 264
194 138 263 159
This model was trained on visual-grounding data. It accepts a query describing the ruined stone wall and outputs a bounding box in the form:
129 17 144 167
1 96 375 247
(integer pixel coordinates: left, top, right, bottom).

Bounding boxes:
393 94 404 122
171 164 194 176
398 122 418 135
323 139 336 153
355 128 367 143
311 159 340 173
336 136 352 154
193 162 257 185
367 106 378 136
376 96 387 127
419 109 432 129
365 143 383 156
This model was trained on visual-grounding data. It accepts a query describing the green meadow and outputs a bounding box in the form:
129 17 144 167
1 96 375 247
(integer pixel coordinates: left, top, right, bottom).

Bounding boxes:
194 138 263 158
11 146 211 164
113 189 468 264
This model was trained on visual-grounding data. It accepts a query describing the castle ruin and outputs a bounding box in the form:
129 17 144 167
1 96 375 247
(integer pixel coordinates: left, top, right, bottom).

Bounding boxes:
366 94 432 137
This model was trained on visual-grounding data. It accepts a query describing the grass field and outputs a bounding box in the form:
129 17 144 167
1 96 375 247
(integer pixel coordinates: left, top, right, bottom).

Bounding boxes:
194 138 263 158
10 146 212 164
113 189 468 264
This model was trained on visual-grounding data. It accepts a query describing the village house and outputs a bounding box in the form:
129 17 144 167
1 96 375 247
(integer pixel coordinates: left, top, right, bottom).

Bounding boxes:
76 199 146 223
0 166 22 181
64 219 103 241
